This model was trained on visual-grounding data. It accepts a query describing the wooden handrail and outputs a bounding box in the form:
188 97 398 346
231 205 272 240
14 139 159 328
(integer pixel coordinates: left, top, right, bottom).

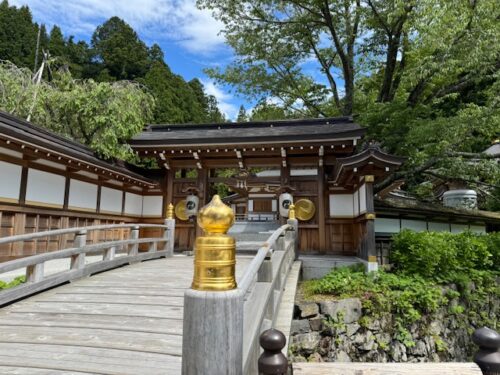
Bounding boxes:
0 221 175 306
0 223 168 245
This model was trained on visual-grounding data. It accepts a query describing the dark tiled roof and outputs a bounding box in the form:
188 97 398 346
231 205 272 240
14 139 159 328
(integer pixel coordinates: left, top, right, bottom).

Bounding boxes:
375 196 500 222
0 111 156 185
130 117 365 147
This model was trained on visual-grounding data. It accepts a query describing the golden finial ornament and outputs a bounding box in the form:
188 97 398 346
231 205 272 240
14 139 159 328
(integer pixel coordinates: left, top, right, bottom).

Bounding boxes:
166 203 174 219
288 204 296 220
191 195 237 291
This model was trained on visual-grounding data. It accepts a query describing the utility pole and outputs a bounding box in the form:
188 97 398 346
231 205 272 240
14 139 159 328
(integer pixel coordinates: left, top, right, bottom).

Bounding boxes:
34 25 42 72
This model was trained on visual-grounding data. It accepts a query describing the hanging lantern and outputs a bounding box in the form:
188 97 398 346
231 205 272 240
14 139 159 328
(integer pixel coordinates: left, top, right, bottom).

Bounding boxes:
186 194 199 217
279 193 293 218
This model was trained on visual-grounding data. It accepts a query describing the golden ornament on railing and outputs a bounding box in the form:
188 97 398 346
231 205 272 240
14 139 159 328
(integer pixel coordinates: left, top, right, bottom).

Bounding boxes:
191 195 237 291
166 203 174 219
288 204 296 220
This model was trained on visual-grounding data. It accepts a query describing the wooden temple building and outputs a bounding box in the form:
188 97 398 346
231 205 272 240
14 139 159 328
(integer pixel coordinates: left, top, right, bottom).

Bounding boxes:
1 111 499 263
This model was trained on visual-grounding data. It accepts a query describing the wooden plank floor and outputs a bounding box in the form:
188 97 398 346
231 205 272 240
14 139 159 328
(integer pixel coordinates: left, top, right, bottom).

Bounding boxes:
0 255 252 375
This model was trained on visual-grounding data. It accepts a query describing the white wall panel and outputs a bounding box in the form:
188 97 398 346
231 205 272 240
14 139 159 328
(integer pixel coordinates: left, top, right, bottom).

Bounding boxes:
359 184 367 213
375 218 400 233
451 224 469 233
401 219 427 232
469 225 486 234
100 187 123 213
125 192 142 216
428 222 450 232
0 161 22 201
143 195 163 217
271 200 278 212
26 169 65 207
329 194 354 217
68 179 97 211
248 199 254 212
353 190 360 217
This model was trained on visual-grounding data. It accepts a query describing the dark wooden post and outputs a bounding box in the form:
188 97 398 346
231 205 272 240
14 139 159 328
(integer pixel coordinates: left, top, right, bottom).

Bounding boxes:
473 327 500 375
258 328 288 375
364 175 378 271
318 163 326 252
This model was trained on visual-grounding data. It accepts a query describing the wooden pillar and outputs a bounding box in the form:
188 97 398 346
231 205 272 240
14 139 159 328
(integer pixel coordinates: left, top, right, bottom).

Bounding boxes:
318 164 326 252
165 169 174 208
196 168 209 238
364 175 377 271
280 162 290 225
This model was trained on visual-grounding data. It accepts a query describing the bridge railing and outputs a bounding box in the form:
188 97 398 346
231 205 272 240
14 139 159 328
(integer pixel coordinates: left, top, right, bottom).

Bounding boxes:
182 204 298 375
0 221 175 306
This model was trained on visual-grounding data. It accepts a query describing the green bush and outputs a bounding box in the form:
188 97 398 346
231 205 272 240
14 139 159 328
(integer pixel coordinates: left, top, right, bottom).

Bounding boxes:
0 276 25 290
390 230 497 281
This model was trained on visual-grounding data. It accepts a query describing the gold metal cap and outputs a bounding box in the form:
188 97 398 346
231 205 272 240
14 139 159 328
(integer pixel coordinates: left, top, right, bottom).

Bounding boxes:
197 195 234 234
166 203 174 219
288 204 296 220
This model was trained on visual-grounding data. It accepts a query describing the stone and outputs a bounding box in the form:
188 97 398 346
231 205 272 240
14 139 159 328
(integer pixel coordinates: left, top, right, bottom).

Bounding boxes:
353 331 377 351
345 323 360 337
366 319 381 331
319 298 362 324
429 320 444 335
390 341 407 362
335 350 352 362
292 332 320 354
375 333 391 351
309 317 323 331
307 352 323 362
409 340 427 356
291 319 311 334
297 302 319 318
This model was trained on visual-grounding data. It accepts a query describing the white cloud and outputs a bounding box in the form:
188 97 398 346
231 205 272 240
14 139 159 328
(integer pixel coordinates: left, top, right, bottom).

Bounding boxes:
10 0 226 54
202 80 238 120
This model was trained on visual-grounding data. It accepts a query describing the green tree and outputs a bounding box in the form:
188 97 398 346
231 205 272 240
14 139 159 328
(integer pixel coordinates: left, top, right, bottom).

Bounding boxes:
236 105 247 122
91 16 149 80
0 61 154 160
48 25 66 59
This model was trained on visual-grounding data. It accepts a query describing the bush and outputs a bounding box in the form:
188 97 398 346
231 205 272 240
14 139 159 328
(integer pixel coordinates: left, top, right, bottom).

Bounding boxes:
390 230 497 281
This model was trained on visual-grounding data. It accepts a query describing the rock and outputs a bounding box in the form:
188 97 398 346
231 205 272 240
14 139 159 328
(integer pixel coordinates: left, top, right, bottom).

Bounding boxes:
291 319 310 334
429 320 444 335
297 302 319 318
307 352 323 362
318 336 331 356
409 340 427 356
366 319 381 331
345 323 360 337
390 341 407 362
292 332 320 354
375 333 391 351
320 298 362 323
353 331 377 351
335 350 352 362
309 317 323 331
423 335 435 354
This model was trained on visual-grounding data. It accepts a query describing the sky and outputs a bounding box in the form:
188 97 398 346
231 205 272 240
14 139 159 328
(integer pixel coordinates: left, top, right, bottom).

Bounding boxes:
10 0 244 119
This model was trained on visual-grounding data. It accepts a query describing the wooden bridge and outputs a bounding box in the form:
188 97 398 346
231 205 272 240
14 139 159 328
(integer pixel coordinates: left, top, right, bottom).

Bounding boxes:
0 206 300 375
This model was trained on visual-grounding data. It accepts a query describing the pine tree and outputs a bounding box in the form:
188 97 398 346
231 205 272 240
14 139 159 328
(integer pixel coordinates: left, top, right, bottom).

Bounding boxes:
236 105 247 122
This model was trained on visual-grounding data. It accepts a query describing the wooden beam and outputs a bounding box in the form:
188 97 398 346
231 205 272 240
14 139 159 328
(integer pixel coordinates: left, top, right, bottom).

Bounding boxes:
318 164 326 252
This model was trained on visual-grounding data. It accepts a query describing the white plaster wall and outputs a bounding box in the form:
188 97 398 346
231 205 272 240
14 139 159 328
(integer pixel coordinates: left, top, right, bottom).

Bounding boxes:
0 161 22 201
125 192 143 216
68 179 97 211
143 195 163 217
451 224 470 233
26 169 65 207
248 199 254 212
428 222 450 232
271 199 278 212
359 184 367 214
329 194 354 217
401 219 427 232
100 187 123 213
353 190 360 217
375 218 400 233
469 225 486 234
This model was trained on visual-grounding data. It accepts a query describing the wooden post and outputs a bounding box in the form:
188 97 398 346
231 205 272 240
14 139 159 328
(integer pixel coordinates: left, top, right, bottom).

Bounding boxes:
164 217 175 257
182 195 243 375
128 226 139 257
258 329 288 375
318 164 326 252
364 176 378 272
70 230 87 270
26 263 44 283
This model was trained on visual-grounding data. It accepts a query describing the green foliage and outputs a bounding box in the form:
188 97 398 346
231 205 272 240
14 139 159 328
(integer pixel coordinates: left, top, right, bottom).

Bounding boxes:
0 276 25 290
390 230 497 281
0 61 154 159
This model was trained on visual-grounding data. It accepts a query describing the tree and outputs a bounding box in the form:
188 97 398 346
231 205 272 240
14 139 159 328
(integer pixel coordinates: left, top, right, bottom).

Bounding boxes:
236 105 247 122
0 61 154 160
91 17 149 80
48 26 66 59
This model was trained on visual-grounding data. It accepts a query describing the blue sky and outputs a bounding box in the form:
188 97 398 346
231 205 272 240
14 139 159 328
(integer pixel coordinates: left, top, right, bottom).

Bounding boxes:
10 0 246 119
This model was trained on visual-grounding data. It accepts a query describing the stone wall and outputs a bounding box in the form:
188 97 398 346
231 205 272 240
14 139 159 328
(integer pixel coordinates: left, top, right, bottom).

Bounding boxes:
289 296 494 363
